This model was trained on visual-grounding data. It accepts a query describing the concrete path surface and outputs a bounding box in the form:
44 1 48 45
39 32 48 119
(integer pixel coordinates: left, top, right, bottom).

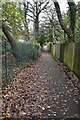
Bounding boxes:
2 52 79 119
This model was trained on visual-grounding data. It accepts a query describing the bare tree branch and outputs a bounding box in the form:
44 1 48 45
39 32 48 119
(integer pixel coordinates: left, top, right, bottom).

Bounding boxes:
54 1 72 37
28 2 35 10
38 1 49 15
27 14 35 20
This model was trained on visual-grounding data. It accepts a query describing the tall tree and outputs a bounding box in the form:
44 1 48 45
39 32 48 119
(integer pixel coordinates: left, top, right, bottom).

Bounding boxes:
2 2 28 47
23 1 29 29
2 23 15 47
78 1 80 40
54 0 77 42
27 0 49 41
68 0 76 40
23 1 30 41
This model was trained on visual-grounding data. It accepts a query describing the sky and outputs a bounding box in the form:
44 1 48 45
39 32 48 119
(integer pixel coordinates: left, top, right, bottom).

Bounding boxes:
60 0 80 12
3 0 80 30
26 0 80 31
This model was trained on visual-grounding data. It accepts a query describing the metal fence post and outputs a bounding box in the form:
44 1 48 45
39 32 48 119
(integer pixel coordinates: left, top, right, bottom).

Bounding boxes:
5 39 7 86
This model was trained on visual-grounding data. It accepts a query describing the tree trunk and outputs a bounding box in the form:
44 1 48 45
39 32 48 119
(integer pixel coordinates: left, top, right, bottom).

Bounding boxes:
54 2 74 42
34 15 39 41
78 2 80 41
2 24 15 47
68 1 76 41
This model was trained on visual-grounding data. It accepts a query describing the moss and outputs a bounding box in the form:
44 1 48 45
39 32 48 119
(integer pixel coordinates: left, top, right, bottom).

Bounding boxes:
73 42 80 77
51 44 54 56
60 44 65 62
52 45 55 56
55 44 60 59
64 43 75 71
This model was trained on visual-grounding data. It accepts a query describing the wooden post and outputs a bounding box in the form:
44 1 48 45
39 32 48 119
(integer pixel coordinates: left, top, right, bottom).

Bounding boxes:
5 39 7 86
78 2 80 38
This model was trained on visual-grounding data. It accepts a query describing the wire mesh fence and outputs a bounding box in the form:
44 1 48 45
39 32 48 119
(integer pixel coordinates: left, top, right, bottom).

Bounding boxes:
2 37 41 87
0 34 2 118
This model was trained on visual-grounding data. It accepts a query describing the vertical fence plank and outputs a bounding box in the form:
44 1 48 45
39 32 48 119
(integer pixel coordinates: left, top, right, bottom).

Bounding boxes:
49 42 80 78
5 39 7 86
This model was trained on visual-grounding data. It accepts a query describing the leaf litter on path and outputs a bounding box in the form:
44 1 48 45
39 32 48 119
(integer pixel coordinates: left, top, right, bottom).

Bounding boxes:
2 52 80 119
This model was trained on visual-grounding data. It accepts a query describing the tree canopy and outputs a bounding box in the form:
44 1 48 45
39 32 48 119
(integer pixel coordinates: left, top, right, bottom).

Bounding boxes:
2 0 80 47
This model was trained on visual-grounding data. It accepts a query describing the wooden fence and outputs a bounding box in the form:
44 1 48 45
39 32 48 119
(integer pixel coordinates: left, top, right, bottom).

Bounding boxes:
47 42 80 78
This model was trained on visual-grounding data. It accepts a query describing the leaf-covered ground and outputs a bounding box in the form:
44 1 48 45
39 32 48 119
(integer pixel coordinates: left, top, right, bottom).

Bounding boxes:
2 52 32 87
2 52 80 119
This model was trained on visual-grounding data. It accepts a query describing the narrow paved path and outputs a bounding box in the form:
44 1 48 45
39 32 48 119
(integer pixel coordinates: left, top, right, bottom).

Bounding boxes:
2 52 79 119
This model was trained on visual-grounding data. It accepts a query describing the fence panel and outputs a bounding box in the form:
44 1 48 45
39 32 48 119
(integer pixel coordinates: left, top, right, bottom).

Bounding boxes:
48 42 80 78
2 39 41 86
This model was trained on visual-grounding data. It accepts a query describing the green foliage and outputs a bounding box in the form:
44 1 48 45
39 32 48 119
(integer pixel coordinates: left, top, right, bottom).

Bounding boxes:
63 11 70 28
2 32 11 54
38 33 46 47
46 32 53 43
2 2 28 39
12 41 41 61
75 2 80 41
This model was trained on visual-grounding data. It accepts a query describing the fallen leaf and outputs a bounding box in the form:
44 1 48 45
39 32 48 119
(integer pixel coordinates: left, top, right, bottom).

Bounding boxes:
42 107 45 111
48 106 50 109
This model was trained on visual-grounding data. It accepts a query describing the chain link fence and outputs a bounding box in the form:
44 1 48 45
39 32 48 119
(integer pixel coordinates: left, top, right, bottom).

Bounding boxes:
2 37 41 87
